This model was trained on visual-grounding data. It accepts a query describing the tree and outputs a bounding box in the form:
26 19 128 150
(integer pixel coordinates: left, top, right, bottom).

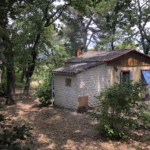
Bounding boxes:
0 0 34 28
0 0 34 104
94 0 136 51
1 27 16 104
107 0 150 54
130 0 150 54
114 40 139 50
33 29 70 106
62 6 102 52
21 0 104 95
0 0 111 101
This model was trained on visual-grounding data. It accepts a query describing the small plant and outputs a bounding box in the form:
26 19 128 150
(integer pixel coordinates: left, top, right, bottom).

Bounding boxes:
94 79 150 139
33 71 52 106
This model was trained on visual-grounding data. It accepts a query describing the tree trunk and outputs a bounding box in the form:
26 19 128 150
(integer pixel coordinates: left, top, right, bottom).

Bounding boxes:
5 64 15 105
136 0 149 55
23 71 31 95
111 41 114 51
83 31 87 52
20 67 26 83
23 33 40 95
1 66 5 80
111 29 115 51
2 30 15 105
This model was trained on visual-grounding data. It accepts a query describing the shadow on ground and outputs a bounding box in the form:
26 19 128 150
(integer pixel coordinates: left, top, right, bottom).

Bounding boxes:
0 96 150 150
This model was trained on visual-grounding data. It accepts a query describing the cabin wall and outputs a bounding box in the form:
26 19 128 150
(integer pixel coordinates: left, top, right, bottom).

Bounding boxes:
77 63 110 107
54 74 78 110
107 51 150 66
108 52 150 99
110 66 150 98
110 66 150 85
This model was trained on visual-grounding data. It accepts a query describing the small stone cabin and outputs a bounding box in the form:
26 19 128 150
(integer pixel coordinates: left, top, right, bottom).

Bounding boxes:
52 48 150 110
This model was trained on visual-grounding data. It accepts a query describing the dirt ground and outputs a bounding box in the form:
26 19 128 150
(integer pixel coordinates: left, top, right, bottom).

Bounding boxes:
31 81 43 86
0 96 150 150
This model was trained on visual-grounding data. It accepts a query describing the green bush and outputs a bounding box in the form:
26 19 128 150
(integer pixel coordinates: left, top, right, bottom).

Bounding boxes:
94 80 150 139
33 72 52 106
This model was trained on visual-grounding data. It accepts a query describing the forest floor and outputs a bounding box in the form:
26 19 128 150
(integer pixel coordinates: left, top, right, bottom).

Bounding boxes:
0 96 150 150
31 81 43 86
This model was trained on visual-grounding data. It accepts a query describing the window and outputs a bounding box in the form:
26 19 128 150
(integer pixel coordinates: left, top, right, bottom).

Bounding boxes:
141 70 150 85
66 78 71 86
120 70 132 84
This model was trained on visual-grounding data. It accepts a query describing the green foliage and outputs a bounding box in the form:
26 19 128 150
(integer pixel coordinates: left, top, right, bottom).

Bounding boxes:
114 41 139 51
0 79 7 97
94 79 150 139
31 65 48 82
33 71 52 106
0 112 32 149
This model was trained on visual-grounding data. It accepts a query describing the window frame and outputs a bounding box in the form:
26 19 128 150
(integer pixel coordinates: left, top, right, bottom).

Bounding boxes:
141 69 150 86
66 78 71 87
120 70 131 84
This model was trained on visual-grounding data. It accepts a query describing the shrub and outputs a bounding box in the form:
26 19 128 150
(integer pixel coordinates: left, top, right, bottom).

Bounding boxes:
33 72 52 106
94 79 150 139
0 113 32 149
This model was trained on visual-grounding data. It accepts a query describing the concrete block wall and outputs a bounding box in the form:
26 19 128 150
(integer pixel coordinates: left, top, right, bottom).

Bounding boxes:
54 74 78 110
77 63 110 107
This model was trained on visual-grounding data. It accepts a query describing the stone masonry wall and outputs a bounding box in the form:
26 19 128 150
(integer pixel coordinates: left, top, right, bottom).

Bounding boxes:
77 63 110 107
54 74 78 110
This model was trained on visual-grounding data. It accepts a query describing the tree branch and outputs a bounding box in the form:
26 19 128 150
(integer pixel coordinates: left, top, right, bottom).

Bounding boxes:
77 20 85 31
86 32 95 48
85 17 93 30
45 0 71 27
141 0 149 8
142 15 150 30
